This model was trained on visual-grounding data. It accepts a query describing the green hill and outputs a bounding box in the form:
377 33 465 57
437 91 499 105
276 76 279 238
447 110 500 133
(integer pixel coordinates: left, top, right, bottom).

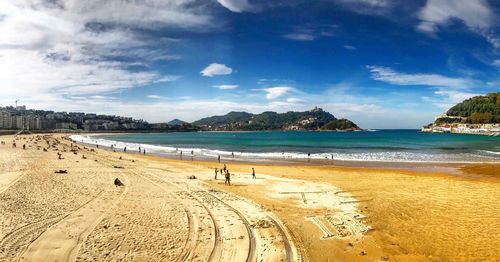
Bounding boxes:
192 107 360 131
442 93 500 124
167 119 187 125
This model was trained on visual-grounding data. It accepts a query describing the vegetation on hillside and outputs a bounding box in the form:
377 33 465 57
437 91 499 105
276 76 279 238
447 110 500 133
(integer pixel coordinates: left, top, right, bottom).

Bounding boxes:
192 107 361 131
444 92 500 123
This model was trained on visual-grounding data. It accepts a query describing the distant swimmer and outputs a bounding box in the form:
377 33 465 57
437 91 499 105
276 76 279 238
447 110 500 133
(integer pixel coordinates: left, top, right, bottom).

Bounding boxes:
252 168 256 179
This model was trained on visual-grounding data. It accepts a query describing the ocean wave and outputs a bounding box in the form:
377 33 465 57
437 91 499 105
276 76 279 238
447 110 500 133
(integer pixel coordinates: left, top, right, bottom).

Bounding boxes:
69 134 499 163
478 150 500 155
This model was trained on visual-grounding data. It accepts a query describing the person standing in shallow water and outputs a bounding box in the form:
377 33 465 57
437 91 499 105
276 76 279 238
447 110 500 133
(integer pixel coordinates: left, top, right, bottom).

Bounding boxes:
252 168 256 179
224 170 231 186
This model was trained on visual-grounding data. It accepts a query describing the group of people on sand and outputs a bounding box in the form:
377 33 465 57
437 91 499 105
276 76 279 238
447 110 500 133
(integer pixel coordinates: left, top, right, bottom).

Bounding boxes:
214 164 257 186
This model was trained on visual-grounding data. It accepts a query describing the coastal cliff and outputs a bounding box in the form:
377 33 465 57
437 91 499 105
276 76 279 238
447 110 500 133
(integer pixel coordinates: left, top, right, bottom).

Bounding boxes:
422 93 500 135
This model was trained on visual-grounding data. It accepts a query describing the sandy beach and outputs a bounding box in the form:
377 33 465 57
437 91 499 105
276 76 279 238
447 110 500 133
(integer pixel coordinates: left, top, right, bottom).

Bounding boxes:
0 134 499 261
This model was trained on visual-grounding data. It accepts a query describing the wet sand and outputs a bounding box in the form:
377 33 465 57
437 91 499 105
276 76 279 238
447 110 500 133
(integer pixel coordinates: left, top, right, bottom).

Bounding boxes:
0 134 498 261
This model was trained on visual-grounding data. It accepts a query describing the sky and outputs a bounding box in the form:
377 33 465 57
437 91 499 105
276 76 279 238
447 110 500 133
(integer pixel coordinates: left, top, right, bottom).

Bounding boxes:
0 0 499 129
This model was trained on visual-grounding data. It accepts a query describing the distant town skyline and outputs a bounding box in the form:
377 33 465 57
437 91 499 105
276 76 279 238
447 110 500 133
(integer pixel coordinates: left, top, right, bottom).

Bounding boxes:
0 0 499 128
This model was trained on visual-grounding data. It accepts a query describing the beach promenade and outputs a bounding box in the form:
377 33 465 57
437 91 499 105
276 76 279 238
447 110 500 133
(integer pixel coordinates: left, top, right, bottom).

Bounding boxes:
0 134 498 261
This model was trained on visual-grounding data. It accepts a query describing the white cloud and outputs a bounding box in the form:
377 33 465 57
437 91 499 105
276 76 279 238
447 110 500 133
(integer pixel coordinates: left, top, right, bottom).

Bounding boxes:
366 65 473 88
213 85 239 90
286 98 306 104
282 33 316 41
262 86 294 99
282 24 336 42
200 63 233 77
0 0 209 99
416 0 498 47
147 95 163 99
217 0 254 13
434 90 479 104
333 0 392 15
343 45 357 50
493 60 500 67
417 0 492 33
336 0 389 7
424 89 480 110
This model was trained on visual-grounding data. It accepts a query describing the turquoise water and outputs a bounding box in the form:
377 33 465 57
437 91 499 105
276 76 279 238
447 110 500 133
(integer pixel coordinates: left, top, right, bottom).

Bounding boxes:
71 130 500 163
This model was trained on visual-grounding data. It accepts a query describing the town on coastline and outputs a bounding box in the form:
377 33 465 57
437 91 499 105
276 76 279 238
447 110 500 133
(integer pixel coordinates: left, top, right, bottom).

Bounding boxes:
421 93 500 136
421 114 500 135
0 105 197 133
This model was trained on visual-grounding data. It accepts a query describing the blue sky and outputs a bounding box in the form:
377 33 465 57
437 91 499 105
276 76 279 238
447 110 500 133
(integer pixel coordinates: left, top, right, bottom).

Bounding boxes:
0 0 499 128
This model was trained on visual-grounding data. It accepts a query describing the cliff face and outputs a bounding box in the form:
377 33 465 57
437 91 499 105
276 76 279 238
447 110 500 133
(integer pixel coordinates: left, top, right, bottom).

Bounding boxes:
192 107 361 131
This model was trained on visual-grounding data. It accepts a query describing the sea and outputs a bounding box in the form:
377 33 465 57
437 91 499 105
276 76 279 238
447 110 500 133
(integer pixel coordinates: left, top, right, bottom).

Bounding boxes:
70 130 500 163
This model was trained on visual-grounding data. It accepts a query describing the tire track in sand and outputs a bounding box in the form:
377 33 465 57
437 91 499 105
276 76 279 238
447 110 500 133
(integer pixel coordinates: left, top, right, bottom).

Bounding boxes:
132 170 219 262
18 163 130 262
148 167 302 262
145 171 257 262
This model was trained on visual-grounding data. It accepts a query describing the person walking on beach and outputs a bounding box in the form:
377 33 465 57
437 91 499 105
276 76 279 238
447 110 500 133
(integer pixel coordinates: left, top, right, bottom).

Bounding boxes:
215 168 218 179
223 164 227 172
143 149 146 155
231 152 234 158
218 155 221 163
124 147 127 152
225 170 231 186
252 168 256 179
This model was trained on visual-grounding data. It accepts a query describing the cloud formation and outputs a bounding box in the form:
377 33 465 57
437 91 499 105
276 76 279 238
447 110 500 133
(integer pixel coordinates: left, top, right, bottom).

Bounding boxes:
262 86 294 99
213 85 239 90
217 0 254 13
417 0 493 33
343 45 357 50
416 0 498 48
201 63 233 77
367 65 473 88
0 0 211 98
282 24 336 41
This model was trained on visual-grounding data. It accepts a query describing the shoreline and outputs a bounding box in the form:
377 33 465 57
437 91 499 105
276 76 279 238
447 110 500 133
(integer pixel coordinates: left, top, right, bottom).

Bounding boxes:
1 133 499 261
65 134 498 175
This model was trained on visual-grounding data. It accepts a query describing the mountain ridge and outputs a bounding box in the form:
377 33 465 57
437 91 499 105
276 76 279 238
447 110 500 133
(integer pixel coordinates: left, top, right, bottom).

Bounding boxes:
192 107 360 131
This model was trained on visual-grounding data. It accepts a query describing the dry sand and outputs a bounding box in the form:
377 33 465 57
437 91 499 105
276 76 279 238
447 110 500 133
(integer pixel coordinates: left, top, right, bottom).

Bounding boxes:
0 134 498 262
